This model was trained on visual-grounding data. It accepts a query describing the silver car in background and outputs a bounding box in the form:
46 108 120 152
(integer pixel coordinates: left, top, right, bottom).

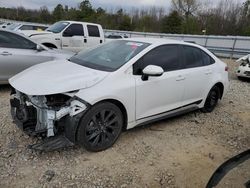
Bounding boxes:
0 29 74 84
6 23 48 32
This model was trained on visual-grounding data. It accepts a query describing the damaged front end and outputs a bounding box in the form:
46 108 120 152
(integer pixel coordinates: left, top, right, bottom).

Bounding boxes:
10 88 89 151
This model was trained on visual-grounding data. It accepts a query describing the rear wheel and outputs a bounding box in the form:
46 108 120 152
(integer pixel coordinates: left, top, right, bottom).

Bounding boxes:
201 86 220 113
77 102 123 152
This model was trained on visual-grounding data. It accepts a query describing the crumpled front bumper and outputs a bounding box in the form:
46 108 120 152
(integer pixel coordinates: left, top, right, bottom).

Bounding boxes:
10 89 89 151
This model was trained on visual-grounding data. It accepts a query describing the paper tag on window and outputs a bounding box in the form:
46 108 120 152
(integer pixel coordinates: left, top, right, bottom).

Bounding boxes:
126 42 143 47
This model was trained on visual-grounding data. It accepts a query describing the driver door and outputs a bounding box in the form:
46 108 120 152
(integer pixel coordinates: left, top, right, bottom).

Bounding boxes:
134 45 186 120
61 24 85 53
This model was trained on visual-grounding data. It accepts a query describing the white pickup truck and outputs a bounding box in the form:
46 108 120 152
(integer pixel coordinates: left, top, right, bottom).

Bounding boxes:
29 21 105 53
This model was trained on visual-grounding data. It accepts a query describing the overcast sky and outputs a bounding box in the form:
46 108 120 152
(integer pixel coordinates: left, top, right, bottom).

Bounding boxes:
0 0 245 11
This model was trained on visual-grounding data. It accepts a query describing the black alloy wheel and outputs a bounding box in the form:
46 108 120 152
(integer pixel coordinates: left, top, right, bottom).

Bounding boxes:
77 102 123 152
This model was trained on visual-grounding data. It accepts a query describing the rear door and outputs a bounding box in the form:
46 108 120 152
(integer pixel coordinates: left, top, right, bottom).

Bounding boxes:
61 23 85 52
0 31 52 82
181 45 215 105
85 24 103 49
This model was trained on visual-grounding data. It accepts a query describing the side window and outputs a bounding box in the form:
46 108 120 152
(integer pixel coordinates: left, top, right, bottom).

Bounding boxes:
63 24 84 36
19 25 33 30
0 31 36 49
34 26 47 31
183 46 203 68
87 25 100 37
201 50 215 66
133 45 181 75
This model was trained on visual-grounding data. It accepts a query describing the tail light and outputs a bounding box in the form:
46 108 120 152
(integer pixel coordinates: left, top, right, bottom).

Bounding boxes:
225 66 229 71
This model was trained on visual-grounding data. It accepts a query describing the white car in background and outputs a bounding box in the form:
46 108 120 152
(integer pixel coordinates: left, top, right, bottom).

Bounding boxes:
9 38 229 152
236 54 250 79
1 22 11 29
29 21 105 53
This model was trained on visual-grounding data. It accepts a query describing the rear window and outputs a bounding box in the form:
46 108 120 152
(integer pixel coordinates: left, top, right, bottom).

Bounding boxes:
183 46 204 68
87 25 100 37
201 50 215 65
19 25 34 30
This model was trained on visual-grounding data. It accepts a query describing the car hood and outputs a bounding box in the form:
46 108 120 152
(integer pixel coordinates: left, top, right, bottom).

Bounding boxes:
28 31 53 37
9 60 109 96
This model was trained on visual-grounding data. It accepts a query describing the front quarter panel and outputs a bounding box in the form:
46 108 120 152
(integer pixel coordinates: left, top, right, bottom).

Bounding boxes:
75 69 136 126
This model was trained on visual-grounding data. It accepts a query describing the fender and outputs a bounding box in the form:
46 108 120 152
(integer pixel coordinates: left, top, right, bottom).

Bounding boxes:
31 35 61 49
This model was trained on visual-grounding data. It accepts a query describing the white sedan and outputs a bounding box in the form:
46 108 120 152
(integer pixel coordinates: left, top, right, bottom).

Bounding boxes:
9 38 229 152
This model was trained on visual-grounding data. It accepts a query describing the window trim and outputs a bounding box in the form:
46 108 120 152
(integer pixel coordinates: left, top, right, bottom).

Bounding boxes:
0 30 37 50
181 44 215 69
87 24 100 37
133 44 183 75
63 23 84 37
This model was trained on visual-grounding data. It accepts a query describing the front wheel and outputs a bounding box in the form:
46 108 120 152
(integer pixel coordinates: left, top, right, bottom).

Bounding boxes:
201 86 221 113
77 102 123 152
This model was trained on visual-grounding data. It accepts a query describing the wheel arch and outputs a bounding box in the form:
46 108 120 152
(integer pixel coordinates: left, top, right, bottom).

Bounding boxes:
213 82 224 99
95 99 128 131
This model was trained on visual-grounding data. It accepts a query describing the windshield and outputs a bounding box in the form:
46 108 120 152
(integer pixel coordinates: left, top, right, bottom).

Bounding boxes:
46 21 69 33
7 23 20 30
69 40 150 72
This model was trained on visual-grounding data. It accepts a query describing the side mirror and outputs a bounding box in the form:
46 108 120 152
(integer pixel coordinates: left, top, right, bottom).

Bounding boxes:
142 65 164 81
36 44 44 52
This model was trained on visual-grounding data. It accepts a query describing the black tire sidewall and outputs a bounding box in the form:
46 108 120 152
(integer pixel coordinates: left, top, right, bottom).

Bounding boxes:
77 102 123 152
202 86 220 113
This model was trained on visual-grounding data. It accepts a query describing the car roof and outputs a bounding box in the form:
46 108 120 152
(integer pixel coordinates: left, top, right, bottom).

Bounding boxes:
61 20 101 27
124 37 185 45
123 37 201 48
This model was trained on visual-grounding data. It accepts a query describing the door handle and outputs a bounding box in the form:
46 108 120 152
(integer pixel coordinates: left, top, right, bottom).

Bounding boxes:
176 75 185 81
84 38 87 43
1 51 12 56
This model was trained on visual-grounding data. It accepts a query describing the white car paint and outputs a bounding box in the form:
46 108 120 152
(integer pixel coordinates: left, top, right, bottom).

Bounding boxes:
236 54 250 78
10 38 229 132
9 38 229 153
9 60 109 96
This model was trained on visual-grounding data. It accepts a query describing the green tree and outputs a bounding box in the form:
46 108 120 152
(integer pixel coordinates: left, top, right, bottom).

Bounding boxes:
53 4 64 21
161 11 182 33
182 16 200 34
119 15 133 31
79 0 94 20
39 6 51 23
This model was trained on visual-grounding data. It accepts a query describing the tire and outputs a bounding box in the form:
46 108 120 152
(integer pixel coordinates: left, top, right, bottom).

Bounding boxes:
201 86 221 113
238 76 244 81
77 102 123 152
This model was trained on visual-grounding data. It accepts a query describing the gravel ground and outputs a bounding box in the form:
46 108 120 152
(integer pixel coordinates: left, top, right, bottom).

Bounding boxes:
0 59 249 188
